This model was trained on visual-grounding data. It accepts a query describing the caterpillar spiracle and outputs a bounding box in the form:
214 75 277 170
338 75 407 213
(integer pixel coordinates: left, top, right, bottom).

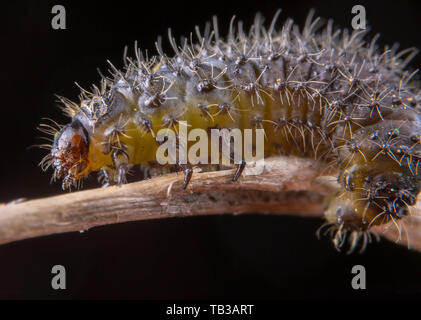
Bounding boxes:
39 10 421 252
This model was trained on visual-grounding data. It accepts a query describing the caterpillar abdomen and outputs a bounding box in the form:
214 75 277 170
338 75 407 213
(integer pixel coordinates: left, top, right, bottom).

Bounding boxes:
41 10 421 252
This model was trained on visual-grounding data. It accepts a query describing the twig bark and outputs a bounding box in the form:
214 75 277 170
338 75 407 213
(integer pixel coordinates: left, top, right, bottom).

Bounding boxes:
0 156 420 251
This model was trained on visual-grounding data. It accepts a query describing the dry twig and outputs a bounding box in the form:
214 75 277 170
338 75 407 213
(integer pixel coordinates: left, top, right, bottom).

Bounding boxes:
0 156 420 251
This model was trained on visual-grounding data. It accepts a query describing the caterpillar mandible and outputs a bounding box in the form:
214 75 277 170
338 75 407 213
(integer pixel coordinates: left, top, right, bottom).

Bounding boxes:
39 9 421 252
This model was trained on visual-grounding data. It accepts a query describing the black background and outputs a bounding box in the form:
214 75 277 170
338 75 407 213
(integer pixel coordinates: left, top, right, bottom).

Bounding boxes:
1 0 421 299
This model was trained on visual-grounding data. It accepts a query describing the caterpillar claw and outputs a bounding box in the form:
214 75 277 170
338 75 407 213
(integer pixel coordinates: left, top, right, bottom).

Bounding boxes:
181 165 193 190
61 173 75 191
112 149 129 186
232 160 246 182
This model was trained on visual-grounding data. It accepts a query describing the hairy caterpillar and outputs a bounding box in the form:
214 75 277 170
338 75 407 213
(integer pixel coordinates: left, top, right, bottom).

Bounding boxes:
39 9 421 252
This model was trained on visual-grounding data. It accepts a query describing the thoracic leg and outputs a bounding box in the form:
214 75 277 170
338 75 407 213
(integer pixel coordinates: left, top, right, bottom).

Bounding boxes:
112 149 129 185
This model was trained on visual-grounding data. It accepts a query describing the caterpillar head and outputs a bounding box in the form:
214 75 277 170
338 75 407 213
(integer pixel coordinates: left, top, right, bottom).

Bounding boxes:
51 119 90 189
